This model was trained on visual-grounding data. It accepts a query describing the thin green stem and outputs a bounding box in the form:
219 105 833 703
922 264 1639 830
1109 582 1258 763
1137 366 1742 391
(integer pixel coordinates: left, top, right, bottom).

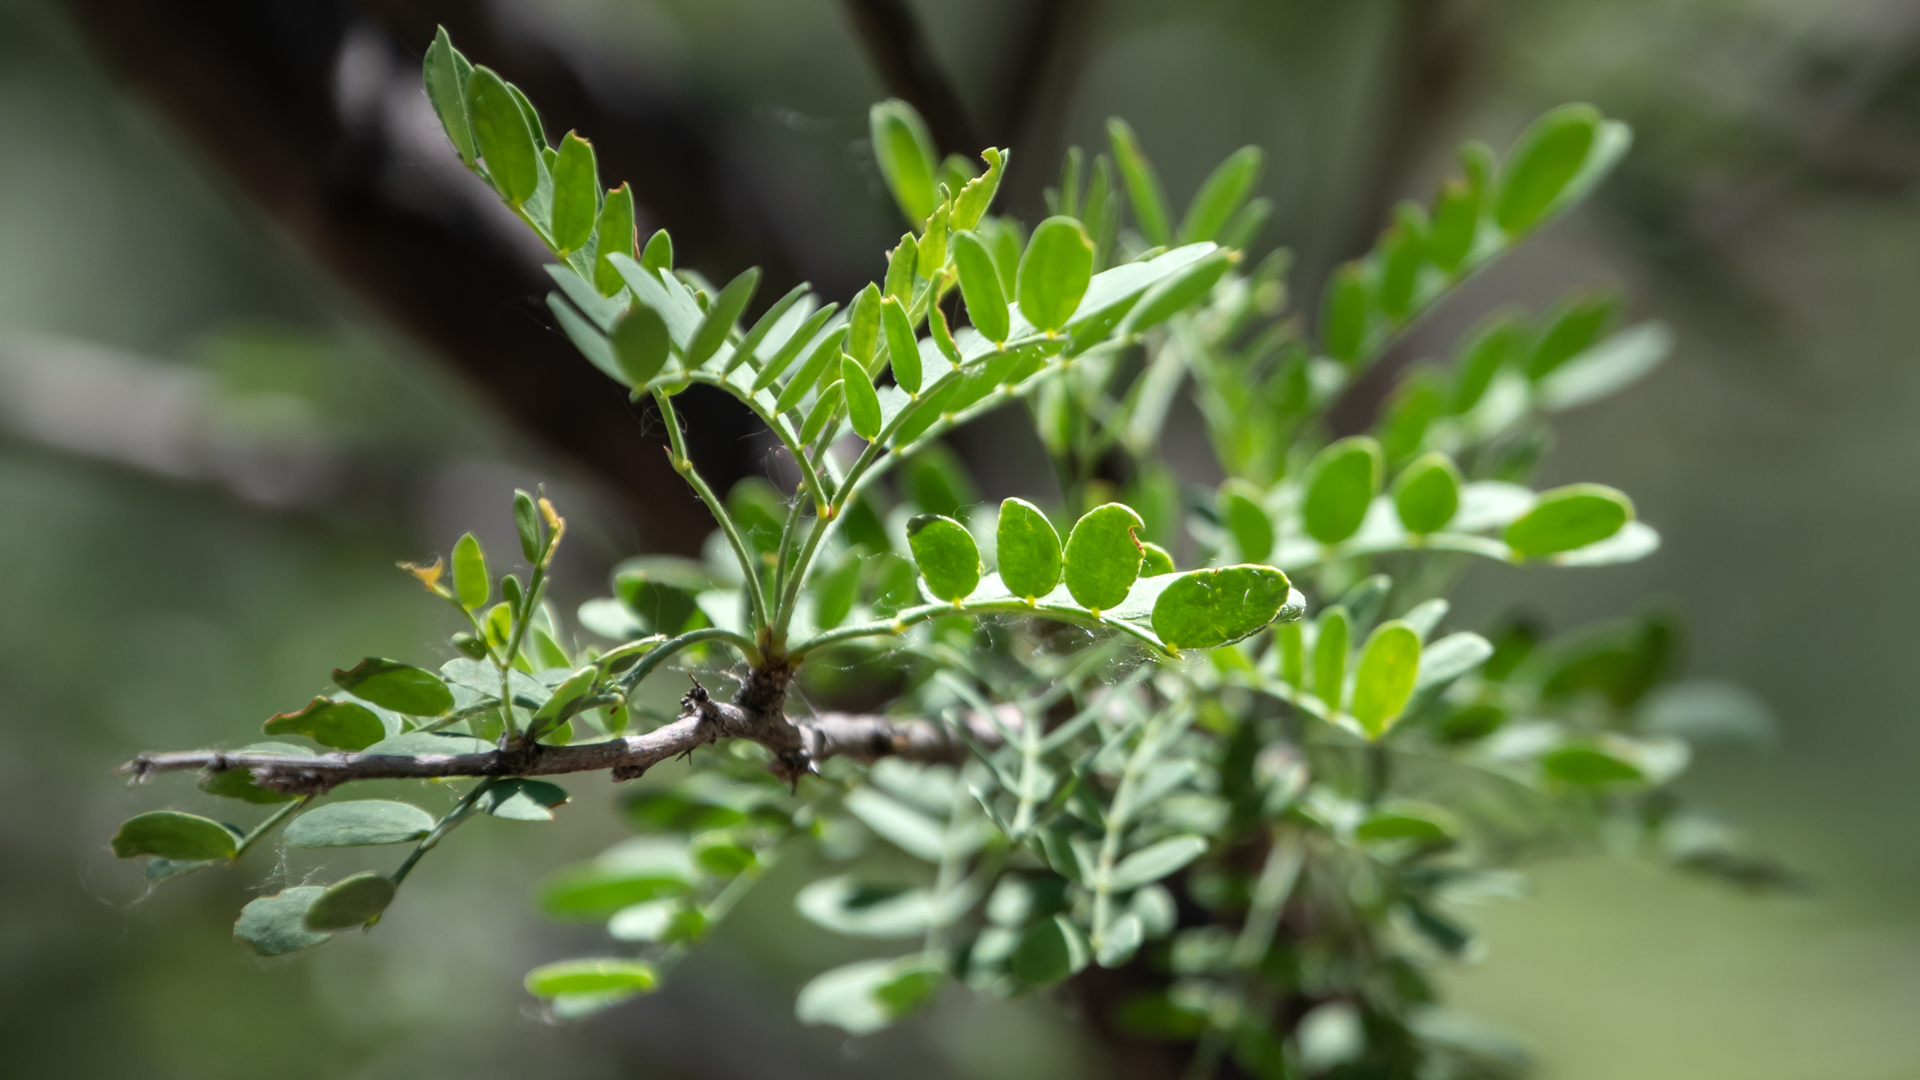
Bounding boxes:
790 595 1169 659
232 795 311 861
390 777 499 888
615 627 759 694
653 390 769 632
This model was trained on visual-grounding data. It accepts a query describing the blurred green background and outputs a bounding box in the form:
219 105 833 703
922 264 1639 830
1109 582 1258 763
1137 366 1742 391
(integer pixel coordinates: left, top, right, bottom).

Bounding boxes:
3 0 1917 1077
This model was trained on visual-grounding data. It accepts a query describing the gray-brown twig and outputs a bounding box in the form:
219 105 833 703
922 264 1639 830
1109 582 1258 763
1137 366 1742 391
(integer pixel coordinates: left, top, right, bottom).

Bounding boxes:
120 672 1014 796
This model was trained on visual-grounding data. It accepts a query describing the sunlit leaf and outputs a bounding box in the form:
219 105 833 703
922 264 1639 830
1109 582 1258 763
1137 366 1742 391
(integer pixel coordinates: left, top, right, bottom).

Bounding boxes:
1063 503 1145 611
906 514 981 603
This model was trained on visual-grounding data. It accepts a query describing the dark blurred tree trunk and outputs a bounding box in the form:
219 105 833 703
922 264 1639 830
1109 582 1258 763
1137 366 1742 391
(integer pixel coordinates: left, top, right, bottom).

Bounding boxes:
58 0 799 553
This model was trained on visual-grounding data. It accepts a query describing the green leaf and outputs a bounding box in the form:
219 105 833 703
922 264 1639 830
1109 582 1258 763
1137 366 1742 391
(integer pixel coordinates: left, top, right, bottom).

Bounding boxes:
197 742 313 804
798 380 845 445
234 886 332 956
422 27 475 165
1011 914 1093 986
610 304 671 387
1496 104 1629 234
1150 566 1293 651
1106 118 1171 246
592 184 635 295
303 873 397 931
1505 484 1633 557
1542 743 1644 786
1526 292 1618 381
514 489 541 562
1536 322 1672 412
508 82 545 149
881 296 921 394
451 532 490 609
480 778 571 821
751 303 838 390
884 232 917 302
796 876 937 939
951 147 1006 231
1322 261 1370 363
1221 486 1273 562
284 800 433 848
111 811 237 861
1378 370 1443 465
332 658 454 716
796 955 945 1035
729 282 810 373
1063 503 1145 612
927 302 963 366
1354 802 1457 845
539 839 697 920
464 66 539 205
904 445 978 517
772 327 848 412
810 553 864 630
995 497 1063 600
684 267 760 370
641 228 673 273
1350 621 1422 738
1139 541 1175 576
954 231 1011 343
262 696 386 751
842 356 883 440
844 787 950 862
1108 835 1208 891
1425 167 1483 272
1451 311 1523 412
1180 146 1262 244
916 201 950 279
1313 605 1351 709
870 100 938 223
1219 196 1272 250
906 514 981 603
1392 453 1462 534
1116 250 1233 336
525 958 658 999
549 131 598 254
1018 216 1095 332
1096 912 1145 968
1301 437 1383 545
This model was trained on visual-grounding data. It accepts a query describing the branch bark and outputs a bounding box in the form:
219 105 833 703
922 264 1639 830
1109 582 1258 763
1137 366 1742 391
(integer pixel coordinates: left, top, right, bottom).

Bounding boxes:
122 677 1013 796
